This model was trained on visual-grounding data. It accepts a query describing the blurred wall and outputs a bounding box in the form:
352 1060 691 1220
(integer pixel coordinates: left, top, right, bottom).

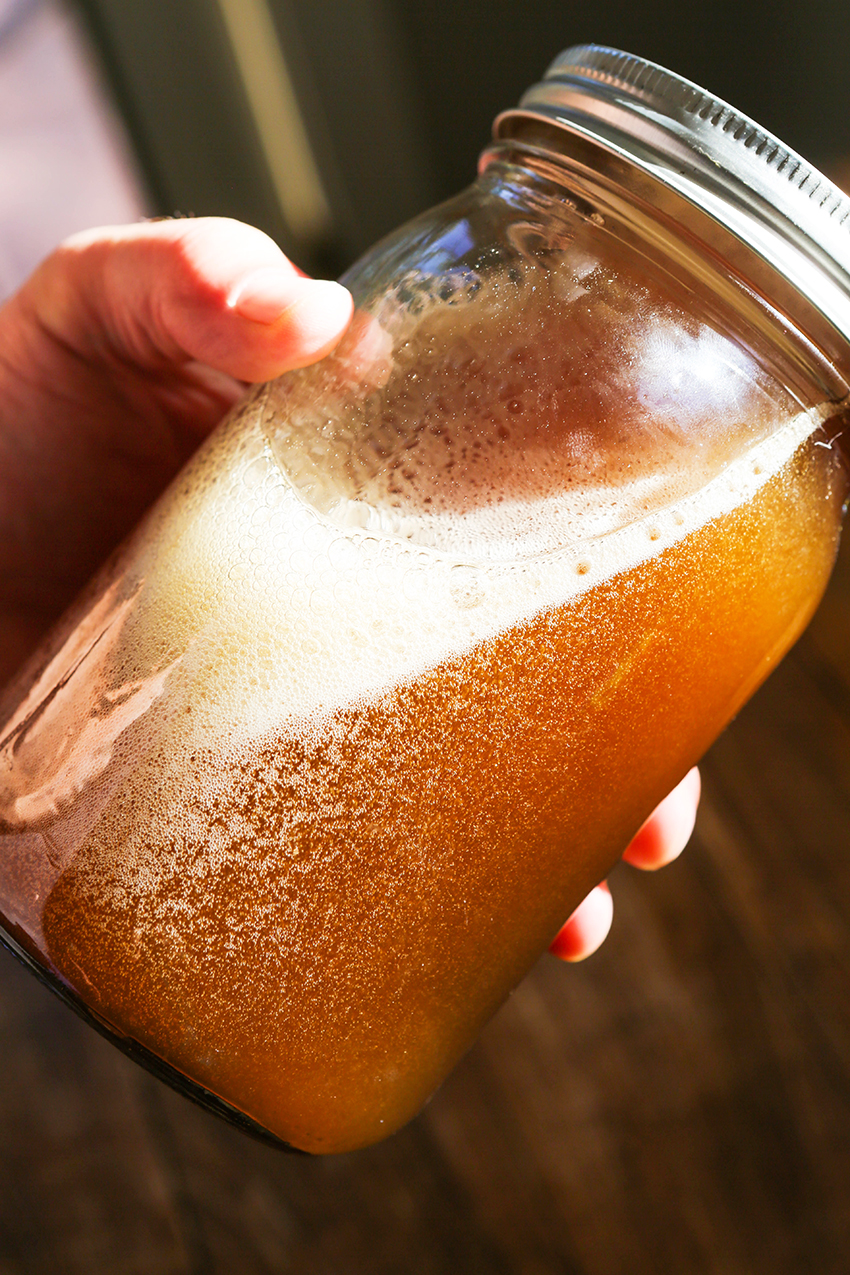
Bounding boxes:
71 0 850 273
0 0 146 298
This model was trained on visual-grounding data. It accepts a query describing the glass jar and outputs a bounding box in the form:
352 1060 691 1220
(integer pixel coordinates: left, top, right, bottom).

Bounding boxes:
1 47 849 1154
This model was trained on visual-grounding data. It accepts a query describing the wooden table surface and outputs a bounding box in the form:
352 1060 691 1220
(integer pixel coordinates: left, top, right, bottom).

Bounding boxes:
2 533 850 1274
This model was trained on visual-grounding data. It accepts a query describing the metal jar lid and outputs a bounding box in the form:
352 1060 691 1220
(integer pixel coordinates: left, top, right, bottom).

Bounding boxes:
493 45 850 376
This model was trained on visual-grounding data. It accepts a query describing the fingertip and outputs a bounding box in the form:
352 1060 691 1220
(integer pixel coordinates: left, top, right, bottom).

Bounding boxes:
229 270 351 332
549 882 613 962
222 272 353 378
622 766 701 871
272 277 354 367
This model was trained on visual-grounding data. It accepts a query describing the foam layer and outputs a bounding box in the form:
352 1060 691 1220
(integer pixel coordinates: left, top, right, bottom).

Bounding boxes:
264 260 802 561
0 237 835 843
140 395 823 745
0 391 821 849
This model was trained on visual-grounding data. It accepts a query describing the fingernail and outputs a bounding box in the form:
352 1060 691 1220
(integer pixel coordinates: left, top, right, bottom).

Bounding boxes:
285 279 354 342
550 884 614 963
229 269 348 326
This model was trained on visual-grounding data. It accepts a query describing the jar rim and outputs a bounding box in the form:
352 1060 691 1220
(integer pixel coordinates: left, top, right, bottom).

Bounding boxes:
494 45 850 365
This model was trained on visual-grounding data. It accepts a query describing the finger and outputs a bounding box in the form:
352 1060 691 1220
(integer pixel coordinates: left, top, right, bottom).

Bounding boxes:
331 310 395 389
622 766 701 871
549 882 613 962
23 217 353 383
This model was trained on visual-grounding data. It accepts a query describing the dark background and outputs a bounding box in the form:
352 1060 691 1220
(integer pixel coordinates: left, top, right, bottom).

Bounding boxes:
74 0 850 271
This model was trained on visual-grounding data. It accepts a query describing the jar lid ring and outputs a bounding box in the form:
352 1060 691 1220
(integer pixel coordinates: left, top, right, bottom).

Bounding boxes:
494 45 850 357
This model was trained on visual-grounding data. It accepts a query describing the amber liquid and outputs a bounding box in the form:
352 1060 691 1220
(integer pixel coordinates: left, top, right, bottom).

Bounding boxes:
16 425 842 1153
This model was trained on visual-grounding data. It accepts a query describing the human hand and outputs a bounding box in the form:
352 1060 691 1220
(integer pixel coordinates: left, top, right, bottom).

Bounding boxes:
0 215 699 963
0 216 352 685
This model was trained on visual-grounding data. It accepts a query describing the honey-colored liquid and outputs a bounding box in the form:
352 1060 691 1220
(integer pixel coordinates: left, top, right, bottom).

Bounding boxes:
7 420 841 1153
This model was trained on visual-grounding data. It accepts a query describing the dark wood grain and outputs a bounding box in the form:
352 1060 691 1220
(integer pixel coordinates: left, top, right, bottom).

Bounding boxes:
2 538 850 1274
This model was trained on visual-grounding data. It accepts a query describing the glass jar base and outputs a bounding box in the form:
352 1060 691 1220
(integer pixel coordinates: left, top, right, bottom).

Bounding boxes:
0 925 304 1154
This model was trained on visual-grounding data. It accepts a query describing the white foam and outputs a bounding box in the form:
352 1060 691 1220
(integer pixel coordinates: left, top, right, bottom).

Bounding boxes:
263 264 796 564
0 377 825 856
141 397 820 750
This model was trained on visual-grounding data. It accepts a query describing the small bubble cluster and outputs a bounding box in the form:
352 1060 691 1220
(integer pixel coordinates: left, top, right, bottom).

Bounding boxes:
264 249 800 562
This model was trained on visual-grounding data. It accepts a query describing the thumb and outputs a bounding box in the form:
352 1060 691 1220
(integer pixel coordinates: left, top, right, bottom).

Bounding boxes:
22 216 353 383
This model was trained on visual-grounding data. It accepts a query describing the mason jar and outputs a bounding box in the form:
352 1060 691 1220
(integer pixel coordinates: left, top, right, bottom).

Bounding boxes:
1 46 849 1153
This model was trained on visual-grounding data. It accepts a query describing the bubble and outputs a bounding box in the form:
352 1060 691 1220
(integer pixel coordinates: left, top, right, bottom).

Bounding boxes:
327 537 361 572
308 590 334 617
288 548 313 575
264 483 288 509
374 557 399 590
450 565 485 610
243 458 268 489
332 579 358 608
